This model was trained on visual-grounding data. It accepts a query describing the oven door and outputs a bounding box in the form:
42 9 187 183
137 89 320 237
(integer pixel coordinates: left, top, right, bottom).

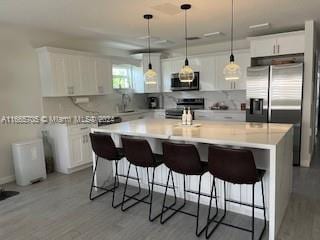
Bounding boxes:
171 72 199 91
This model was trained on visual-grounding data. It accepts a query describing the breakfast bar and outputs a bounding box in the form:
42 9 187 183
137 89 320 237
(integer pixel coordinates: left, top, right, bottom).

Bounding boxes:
91 119 293 240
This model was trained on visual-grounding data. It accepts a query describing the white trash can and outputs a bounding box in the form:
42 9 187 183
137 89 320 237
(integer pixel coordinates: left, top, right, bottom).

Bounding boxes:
12 139 47 186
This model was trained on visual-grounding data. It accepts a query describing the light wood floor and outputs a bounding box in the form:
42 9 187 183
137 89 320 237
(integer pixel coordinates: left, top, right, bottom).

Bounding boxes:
1 155 320 240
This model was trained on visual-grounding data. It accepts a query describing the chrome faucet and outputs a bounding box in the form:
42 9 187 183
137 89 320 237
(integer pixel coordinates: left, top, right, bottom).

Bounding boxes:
121 93 131 112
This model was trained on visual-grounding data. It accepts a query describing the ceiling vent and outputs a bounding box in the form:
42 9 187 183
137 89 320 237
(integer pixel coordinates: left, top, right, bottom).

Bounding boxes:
249 23 271 30
203 32 224 38
185 36 201 41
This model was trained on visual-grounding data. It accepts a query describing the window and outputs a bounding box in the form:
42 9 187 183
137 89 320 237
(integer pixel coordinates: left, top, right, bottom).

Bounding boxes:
112 64 133 89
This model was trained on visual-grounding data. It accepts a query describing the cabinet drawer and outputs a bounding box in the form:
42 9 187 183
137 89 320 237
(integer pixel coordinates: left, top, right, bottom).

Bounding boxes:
68 124 94 135
213 113 246 122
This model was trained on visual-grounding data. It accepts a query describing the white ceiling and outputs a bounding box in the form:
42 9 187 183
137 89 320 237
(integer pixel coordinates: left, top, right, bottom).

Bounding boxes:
0 0 319 51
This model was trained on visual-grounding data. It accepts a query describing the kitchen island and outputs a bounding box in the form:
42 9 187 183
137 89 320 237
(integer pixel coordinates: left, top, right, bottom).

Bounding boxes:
91 119 293 240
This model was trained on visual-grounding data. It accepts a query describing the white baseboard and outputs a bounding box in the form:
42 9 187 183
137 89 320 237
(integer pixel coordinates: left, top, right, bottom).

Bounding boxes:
0 175 15 185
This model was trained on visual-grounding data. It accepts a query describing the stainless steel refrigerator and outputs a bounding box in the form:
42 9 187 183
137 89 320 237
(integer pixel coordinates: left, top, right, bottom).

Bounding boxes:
246 63 304 165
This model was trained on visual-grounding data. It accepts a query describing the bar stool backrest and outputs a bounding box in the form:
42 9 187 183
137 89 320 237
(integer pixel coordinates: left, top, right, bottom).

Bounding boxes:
208 145 257 184
162 142 204 175
89 133 120 160
121 137 155 167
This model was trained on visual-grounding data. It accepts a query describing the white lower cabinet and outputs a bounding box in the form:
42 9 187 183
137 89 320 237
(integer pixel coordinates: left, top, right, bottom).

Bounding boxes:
195 111 246 122
46 124 95 174
119 110 166 122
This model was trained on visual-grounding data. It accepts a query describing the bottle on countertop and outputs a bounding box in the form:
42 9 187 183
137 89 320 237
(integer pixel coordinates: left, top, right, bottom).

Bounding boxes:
186 107 192 125
182 107 187 125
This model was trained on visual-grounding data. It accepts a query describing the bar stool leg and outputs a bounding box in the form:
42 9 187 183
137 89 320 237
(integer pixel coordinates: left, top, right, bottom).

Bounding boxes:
206 177 219 238
89 156 118 201
112 160 122 208
206 180 227 239
252 183 255 240
148 167 163 222
196 175 207 236
89 156 99 200
259 180 267 240
160 170 182 224
121 163 151 212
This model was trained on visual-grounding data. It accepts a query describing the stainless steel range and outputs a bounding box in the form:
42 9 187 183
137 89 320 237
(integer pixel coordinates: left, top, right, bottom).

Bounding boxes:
165 98 204 119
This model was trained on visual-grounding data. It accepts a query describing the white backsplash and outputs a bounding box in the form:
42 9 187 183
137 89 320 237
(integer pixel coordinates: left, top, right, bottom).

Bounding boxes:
42 90 246 116
42 92 147 116
160 90 246 110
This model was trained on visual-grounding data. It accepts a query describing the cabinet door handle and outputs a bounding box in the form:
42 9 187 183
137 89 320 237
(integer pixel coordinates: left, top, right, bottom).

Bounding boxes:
80 127 88 130
277 44 280 54
273 45 276 54
224 116 233 119
98 86 104 93
67 86 74 95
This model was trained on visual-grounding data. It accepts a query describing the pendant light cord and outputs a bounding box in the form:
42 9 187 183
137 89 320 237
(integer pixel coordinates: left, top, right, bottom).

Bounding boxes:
147 18 151 67
184 9 188 65
231 0 234 57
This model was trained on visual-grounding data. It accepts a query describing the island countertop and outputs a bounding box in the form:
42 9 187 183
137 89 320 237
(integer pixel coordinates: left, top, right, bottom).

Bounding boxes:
91 118 293 149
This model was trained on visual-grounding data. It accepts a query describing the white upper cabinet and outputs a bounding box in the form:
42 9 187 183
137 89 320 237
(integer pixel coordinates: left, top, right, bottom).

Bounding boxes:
161 60 173 92
199 56 217 91
95 58 113 95
161 50 250 92
249 31 305 58
79 56 96 95
64 54 81 95
276 33 305 55
190 55 216 91
160 58 186 92
37 47 112 97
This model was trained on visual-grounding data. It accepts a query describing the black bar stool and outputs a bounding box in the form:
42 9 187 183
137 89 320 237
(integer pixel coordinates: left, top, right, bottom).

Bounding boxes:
161 141 209 237
89 133 123 208
206 145 267 240
120 137 164 222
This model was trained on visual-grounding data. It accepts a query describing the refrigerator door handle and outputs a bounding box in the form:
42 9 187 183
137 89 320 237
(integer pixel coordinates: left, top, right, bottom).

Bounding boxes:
268 67 272 123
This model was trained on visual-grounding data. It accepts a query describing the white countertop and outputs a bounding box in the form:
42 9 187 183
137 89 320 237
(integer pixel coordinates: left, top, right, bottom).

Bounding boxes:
92 118 293 149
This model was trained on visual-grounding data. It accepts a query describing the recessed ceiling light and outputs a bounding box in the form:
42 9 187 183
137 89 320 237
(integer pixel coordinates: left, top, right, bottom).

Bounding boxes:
186 36 201 41
154 39 175 45
137 35 160 41
203 32 223 38
249 23 271 30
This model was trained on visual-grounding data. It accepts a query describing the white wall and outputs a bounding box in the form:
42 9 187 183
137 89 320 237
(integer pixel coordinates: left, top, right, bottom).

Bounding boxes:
300 20 318 167
0 25 43 183
0 23 139 183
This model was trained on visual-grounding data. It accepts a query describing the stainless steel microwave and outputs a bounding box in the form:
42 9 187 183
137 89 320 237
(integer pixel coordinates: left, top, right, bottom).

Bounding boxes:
170 72 200 91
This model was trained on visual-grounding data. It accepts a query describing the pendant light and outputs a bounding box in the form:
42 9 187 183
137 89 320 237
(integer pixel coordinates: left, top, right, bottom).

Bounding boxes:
179 4 194 83
223 0 241 81
144 14 157 85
